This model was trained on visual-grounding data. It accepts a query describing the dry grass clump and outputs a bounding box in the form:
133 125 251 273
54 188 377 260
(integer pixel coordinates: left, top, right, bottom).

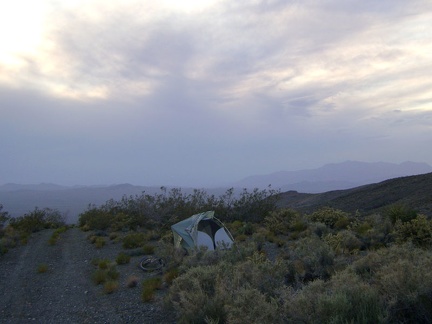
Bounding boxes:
37 263 48 273
142 277 162 302
126 275 139 288
115 252 131 265
103 280 119 294
122 233 148 249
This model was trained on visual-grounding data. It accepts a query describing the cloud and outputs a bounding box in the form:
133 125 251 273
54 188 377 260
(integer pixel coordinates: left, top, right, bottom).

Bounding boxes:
1 0 432 186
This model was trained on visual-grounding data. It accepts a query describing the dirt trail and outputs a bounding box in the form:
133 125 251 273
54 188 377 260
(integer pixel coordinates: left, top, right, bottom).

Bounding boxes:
0 228 175 323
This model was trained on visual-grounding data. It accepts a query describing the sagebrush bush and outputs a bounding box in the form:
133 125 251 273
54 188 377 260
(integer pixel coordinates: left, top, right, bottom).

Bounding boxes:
283 236 335 285
167 265 226 322
350 244 432 323
164 268 179 285
226 288 280 324
281 270 384 323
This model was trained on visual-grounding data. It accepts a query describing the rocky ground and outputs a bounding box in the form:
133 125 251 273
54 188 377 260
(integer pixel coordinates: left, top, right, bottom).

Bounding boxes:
0 228 177 323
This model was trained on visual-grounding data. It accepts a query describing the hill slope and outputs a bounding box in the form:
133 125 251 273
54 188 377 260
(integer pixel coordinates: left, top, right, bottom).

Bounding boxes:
234 161 432 192
276 172 432 216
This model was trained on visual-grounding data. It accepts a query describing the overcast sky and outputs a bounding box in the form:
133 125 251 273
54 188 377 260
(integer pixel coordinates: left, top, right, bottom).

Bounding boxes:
1 0 432 187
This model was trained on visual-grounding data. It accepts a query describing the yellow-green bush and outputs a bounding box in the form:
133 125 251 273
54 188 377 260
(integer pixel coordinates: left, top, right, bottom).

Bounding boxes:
264 208 301 235
394 214 432 247
309 207 350 229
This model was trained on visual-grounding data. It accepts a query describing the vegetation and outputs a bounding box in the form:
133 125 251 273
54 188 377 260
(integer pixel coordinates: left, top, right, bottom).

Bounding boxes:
2 182 432 322
115 252 131 265
142 277 162 302
1 206 66 255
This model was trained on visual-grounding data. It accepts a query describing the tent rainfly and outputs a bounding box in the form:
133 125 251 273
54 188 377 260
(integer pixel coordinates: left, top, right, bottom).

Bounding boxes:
171 211 234 251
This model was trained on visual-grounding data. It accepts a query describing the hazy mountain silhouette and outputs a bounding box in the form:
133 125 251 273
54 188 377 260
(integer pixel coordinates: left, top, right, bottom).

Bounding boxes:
233 161 432 192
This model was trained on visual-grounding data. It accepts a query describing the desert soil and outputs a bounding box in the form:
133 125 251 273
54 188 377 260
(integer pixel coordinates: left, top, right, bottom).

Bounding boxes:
0 228 176 324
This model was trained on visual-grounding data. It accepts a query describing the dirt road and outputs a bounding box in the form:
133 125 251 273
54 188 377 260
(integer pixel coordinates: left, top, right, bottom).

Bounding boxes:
0 228 175 323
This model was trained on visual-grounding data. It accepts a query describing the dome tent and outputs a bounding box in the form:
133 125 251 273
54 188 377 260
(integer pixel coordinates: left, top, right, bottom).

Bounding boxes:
171 211 234 251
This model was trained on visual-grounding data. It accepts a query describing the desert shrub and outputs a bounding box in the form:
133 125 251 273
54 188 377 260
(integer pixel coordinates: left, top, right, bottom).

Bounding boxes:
167 265 226 323
374 245 432 323
324 230 363 254
384 203 418 224
309 207 350 229
142 277 162 302
103 281 119 294
115 252 131 265
264 208 301 235
393 214 432 247
225 288 280 324
283 236 335 285
0 204 10 232
281 270 384 323
265 231 285 247
356 214 393 249
122 233 148 249
350 244 432 323
168 254 287 323
78 207 113 231
308 221 331 238
37 263 48 273
164 268 179 285
10 207 65 234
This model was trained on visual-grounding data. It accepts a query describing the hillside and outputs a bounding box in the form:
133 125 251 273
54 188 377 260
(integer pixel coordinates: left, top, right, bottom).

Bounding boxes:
275 172 432 216
234 161 432 192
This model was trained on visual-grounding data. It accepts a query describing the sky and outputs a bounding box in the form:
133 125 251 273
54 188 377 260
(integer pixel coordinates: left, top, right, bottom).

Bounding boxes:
1 0 432 187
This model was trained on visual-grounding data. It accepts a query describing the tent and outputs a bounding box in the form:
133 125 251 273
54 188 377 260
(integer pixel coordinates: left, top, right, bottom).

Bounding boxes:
171 211 234 251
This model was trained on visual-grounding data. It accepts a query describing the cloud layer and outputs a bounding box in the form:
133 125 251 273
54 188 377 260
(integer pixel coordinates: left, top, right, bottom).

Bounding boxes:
1 0 432 186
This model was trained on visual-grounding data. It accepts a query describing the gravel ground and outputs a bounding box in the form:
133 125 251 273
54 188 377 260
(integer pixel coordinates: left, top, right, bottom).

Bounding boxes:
0 228 177 324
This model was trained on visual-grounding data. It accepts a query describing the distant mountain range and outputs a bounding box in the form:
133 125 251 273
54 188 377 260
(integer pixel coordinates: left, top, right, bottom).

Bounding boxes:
1 161 431 223
232 161 432 192
275 172 432 217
